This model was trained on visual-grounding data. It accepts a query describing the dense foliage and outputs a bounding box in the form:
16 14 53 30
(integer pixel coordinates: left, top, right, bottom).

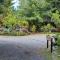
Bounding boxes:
19 0 60 32
0 0 60 35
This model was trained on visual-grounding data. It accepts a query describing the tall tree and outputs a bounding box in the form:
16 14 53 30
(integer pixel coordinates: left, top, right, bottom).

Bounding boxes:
0 0 12 15
0 0 12 26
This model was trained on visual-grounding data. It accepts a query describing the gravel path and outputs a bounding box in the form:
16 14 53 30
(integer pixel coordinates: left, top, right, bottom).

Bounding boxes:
0 34 48 60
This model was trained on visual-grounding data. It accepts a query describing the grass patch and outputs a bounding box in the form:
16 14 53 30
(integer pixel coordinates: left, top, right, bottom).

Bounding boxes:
0 31 30 36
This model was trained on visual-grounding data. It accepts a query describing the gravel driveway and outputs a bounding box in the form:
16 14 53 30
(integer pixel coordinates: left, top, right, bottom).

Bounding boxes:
0 34 48 60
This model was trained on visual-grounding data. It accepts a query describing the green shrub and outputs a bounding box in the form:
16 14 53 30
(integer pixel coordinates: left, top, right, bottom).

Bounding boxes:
31 25 36 32
18 20 29 29
41 24 53 32
52 10 60 27
56 34 60 46
3 13 17 29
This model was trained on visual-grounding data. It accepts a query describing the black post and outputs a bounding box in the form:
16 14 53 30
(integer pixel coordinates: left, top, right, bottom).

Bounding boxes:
47 40 48 48
51 38 53 53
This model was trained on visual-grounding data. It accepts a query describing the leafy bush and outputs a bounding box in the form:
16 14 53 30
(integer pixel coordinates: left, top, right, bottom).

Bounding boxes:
56 34 60 46
3 13 17 30
41 24 53 32
52 10 60 28
18 20 29 29
3 12 29 32
31 25 36 32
